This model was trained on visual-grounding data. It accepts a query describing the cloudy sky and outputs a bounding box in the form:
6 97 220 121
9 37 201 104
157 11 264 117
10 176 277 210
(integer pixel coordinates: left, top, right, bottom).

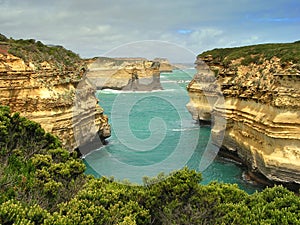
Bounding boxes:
0 0 299 62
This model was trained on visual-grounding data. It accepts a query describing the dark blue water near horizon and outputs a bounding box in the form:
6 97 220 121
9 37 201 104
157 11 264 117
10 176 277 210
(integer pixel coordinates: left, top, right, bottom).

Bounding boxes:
84 69 263 194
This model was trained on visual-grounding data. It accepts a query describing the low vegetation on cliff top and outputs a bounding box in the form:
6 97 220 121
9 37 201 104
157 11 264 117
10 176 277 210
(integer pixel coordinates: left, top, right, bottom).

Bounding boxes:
0 33 81 67
199 40 300 66
0 105 299 224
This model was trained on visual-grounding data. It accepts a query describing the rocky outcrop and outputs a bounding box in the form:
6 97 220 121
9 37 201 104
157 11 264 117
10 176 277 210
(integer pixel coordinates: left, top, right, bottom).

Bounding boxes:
187 42 300 184
86 57 163 91
0 38 110 152
153 58 173 72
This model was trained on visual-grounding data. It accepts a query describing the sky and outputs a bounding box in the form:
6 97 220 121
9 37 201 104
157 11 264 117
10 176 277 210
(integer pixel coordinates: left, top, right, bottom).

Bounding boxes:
0 0 299 62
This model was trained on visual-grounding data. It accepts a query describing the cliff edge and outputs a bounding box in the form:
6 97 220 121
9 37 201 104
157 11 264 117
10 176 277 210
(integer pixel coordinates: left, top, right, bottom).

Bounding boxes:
187 41 300 184
0 35 110 151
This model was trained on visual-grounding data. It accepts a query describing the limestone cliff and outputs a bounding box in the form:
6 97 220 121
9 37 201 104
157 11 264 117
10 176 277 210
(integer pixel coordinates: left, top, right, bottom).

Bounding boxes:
0 36 110 151
86 57 163 91
187 41 300 184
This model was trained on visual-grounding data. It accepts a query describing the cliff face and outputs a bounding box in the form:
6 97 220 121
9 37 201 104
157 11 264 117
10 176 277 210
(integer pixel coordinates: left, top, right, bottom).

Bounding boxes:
187 42 300 184
86 57 164 91
0 38 110 151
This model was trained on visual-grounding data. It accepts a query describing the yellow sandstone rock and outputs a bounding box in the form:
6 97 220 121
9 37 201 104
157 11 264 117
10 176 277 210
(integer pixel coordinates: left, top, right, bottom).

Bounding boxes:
86 57 165 91
187 51 300 184
0 52 110 151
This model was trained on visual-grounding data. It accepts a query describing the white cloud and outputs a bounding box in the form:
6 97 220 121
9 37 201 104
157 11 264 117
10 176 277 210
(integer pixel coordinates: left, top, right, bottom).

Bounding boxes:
0 0 299 59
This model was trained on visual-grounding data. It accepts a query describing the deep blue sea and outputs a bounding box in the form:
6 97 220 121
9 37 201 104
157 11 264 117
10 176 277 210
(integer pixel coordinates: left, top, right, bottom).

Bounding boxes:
84 69 262 194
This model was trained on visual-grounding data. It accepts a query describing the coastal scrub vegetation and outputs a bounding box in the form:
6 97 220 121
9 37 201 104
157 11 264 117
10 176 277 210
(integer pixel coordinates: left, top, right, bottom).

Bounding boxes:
0 33 81 67
199 40 300 66
0 105 299 224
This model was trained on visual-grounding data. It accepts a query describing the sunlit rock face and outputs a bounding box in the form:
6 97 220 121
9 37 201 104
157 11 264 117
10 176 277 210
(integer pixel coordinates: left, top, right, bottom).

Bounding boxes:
187 46 300 184
86 57 165 91
0 50 110 151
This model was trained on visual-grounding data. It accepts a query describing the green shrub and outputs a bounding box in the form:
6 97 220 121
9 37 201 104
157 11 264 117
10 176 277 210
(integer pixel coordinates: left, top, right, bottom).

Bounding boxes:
0 106 299 224
199 41 300 66
0 33 8 42
5 36 81 68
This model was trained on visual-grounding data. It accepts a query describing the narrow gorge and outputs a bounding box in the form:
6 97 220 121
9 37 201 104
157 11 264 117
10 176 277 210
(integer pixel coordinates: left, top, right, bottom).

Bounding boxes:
187 42 300 185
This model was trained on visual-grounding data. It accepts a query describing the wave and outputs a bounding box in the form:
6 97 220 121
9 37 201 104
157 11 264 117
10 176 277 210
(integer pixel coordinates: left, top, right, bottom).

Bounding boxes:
160 79 191 84
160 80 177 83
177 80 191 83
80 146 104 158
171 127 199 132
98 88 177 94
183 67 197 70
99 89 153 94
153 89 175 92
98 89 126 94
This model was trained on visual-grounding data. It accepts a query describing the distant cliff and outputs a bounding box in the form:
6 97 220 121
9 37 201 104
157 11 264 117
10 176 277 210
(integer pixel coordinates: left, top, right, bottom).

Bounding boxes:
187 41 300 184
0 35 110 151
86 57 169 91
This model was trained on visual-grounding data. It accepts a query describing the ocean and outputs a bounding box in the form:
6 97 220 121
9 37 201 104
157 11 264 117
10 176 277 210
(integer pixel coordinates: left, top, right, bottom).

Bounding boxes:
84 69 262 194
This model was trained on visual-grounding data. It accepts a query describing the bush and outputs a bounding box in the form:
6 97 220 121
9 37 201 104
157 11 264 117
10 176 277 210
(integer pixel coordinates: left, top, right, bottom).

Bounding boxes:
199 41 300 65
215 186 300 224
0 106 86 211
0 33 8 42
0 106 299 224
6 36 81 67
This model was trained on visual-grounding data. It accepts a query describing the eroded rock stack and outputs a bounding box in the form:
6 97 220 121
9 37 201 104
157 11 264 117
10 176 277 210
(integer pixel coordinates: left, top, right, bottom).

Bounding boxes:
86 57 165 91
153 58 173 72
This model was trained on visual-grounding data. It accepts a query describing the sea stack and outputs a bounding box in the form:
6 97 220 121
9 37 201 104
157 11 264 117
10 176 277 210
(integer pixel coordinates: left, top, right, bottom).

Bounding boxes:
86 57 167 91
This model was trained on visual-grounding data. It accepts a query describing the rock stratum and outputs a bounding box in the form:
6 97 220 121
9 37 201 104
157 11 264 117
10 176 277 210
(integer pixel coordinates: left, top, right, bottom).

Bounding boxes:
0 35 110 152
86 57 172 91
187 41 300 184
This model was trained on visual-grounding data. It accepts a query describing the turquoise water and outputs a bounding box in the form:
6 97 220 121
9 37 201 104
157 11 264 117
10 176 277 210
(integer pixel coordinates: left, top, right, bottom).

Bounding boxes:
84 69 262 194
